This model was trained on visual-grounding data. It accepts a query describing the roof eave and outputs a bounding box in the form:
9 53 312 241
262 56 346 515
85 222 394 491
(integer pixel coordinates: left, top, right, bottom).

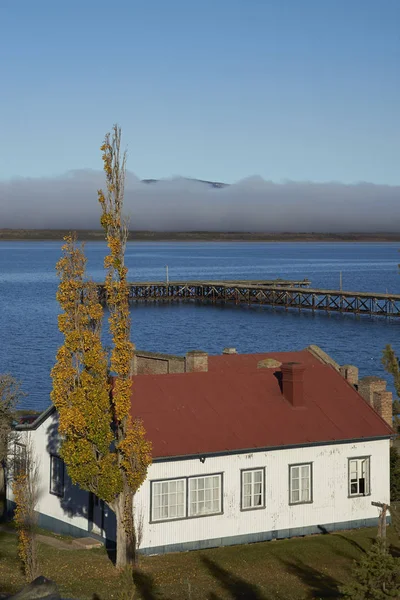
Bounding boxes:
152 434 394 463
15 405 56 431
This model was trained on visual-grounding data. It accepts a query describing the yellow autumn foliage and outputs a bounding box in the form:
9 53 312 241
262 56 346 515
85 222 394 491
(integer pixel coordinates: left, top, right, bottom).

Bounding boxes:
13 465 39 581
98 125 152 500
51 125 151 545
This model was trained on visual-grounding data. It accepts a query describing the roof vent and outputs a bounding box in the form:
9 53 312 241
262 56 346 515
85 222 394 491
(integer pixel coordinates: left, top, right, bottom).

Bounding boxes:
281 362 306 408
257 358 282 369
223 348 237 355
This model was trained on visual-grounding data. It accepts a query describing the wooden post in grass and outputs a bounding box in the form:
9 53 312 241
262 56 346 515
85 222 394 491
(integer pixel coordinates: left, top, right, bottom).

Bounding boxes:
372 501 389 543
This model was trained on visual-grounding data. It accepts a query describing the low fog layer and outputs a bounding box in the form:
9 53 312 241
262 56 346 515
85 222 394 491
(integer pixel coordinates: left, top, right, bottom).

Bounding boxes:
1 170 399 232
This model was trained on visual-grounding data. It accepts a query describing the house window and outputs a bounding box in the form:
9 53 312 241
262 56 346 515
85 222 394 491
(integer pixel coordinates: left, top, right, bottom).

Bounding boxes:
152 479 186 521
188 474 222 517
241 469 265 510
289 463 312 504
14 443 27 477
50 455 64 497
349 457 370 496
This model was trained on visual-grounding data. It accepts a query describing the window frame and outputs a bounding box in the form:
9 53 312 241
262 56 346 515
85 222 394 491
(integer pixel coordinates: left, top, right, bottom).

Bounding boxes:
150 472 223 523
150 476 187 523
14 442 27 477
240 467 266 511
49 454 64 498
348 456 371 498
188 473 223 518
289 462 313 506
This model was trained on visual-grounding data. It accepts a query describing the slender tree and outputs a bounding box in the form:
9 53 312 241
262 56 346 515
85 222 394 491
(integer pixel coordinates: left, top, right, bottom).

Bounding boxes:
0 374 24 515
98 125 152 566
13 437 40 582
0 374 23 464
51 126 152 568
382 345 400 433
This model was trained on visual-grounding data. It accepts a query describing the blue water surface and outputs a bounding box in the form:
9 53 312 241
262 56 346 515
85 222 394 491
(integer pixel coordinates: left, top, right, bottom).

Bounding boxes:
0 241 399 410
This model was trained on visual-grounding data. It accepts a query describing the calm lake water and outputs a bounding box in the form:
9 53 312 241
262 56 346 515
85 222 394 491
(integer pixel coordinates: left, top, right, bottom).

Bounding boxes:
0 241 399 410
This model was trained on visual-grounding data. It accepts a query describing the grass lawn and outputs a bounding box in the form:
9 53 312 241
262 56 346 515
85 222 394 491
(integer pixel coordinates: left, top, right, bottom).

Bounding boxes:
0 526 397 599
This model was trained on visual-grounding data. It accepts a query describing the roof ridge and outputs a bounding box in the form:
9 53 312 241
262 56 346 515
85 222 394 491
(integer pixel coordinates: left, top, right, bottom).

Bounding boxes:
305 345 340 370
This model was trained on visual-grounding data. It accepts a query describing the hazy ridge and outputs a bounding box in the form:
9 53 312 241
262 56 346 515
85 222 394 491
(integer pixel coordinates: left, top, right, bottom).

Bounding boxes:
1 171 399 232
1 229 400 242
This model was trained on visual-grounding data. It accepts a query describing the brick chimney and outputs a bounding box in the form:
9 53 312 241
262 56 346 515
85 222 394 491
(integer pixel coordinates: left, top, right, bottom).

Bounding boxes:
373 391 393 428
358 376 393 428
185 350 208 373
281 362 306 408
358 376 386 406
340 364 359 386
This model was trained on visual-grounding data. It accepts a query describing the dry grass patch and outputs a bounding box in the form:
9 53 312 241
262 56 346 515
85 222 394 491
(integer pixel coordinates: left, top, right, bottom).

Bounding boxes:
0 526 397 599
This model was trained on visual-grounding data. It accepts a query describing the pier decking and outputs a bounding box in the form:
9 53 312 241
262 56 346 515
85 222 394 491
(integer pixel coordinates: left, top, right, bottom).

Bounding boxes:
98 280 400 317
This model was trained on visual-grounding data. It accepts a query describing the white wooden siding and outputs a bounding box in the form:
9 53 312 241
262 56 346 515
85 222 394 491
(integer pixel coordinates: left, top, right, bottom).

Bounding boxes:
7 413 390 553
7 413 90 534
135 439 390 552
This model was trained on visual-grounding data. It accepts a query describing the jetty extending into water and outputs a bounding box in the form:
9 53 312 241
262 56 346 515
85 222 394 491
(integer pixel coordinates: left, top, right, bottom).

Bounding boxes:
97 279 400 318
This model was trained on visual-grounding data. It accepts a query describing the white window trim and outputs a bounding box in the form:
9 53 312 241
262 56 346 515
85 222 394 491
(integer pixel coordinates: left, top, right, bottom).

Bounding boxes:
241 468 265 511
348 456 371 497
289 462 312 505
151 478 186 522
150 473 223 523
188 474 222 517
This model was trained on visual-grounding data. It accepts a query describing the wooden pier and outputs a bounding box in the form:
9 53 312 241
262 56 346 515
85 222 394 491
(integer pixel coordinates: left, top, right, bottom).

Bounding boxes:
98 280 400 318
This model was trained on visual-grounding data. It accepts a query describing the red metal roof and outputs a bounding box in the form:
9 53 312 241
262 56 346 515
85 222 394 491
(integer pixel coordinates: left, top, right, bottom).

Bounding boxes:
130 349 393 459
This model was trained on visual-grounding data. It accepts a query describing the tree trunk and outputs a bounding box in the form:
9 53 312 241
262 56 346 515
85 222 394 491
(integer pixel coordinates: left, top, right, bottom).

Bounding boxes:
114 489 136 568
0 463 5 519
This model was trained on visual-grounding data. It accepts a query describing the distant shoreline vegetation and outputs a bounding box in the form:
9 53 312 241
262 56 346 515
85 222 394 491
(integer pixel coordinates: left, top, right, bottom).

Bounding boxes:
1 229 400 242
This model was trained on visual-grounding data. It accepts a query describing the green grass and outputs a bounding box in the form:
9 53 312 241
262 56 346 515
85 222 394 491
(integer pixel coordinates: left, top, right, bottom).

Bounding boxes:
0 526 397 599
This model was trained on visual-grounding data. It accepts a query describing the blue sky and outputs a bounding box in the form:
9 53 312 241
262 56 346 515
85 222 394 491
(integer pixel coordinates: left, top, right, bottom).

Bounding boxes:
1 0 399 184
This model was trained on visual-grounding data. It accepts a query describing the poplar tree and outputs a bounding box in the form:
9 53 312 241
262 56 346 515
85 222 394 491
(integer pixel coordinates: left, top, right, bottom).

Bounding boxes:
382 344 400 432
51 125 152 567
0 374 23 514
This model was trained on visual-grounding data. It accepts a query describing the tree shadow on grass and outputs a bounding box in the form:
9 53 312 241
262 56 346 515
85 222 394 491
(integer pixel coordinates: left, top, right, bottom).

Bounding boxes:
201 556 267 600
91 569 163 600
317 525 367 556
278 559 341 599
132 569 164 600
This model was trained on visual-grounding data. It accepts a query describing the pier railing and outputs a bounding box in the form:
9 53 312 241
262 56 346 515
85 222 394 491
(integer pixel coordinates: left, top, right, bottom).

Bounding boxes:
97 280 400 317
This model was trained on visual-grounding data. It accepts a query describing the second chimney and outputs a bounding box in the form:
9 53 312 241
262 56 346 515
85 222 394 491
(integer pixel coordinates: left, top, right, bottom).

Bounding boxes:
358 375 393 428
185 350 208 373
281 362 306 408
340 364 359 386
358 376 386 406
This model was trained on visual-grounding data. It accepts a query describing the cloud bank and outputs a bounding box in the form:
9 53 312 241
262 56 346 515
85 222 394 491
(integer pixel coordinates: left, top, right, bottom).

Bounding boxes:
0 170 399 232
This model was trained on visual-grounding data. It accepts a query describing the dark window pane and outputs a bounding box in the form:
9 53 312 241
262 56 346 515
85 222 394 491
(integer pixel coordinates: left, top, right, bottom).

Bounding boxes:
50 456 64 496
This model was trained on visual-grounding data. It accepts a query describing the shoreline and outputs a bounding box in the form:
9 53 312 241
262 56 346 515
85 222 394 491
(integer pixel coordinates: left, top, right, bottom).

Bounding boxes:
1 230 400 243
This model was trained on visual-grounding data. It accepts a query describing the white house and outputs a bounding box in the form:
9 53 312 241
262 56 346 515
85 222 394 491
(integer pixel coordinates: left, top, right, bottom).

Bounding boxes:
7 345 394 555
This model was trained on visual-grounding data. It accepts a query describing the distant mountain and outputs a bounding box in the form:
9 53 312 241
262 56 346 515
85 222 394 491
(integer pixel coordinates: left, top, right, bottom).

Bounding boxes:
142 177 228 189
1 170 399 231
